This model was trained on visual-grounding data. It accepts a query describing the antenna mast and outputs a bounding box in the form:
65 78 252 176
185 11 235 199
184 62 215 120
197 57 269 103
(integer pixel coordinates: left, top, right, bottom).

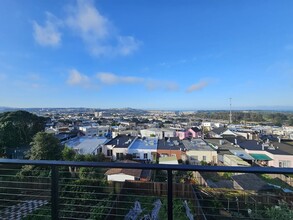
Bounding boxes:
229 98 232 124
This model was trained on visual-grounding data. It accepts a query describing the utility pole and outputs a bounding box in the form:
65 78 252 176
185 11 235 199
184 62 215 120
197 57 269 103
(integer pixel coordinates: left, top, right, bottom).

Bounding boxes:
229 98 232 124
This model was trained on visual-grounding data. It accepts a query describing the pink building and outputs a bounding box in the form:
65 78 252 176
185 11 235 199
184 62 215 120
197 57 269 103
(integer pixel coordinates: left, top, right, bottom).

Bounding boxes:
176 127 202 140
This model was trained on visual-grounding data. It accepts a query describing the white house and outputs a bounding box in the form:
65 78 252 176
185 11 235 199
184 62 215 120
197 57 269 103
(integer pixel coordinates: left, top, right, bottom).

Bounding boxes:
79 125 110 137
105 168 142 182
103 135 137 160
128 137 158 161
140 128 175 139
64 136 108 155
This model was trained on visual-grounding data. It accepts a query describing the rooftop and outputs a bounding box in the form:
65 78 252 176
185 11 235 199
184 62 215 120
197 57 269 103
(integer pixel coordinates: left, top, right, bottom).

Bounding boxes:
182 139 214 151
141 128 175 132
210 127 227 135
224 154 251 166
231 173 271 191
204 138 239 151
65 136 108 154
105 135 136 148
129 137 158 150
238 140 292 155
229 150 255 161
157 137 185 150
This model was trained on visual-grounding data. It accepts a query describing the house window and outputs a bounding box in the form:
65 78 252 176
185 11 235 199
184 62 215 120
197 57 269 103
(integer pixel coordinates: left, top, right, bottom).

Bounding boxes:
144 153 148 159
116 153 124 160
190 156 198 161
203 156 207 161
133 153 140 159
279 160 291 168
107 150 112 157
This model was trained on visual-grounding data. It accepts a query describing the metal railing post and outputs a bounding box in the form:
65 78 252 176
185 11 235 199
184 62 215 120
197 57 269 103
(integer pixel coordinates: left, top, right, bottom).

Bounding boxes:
51 165 59 219
167 169 173 220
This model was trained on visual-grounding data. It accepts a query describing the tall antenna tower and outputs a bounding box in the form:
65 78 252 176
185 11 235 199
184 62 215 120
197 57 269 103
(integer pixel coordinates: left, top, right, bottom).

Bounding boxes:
229 98 232 124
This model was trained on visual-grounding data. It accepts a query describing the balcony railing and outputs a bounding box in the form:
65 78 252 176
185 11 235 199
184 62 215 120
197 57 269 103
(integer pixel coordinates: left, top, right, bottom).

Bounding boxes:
0 159 293 220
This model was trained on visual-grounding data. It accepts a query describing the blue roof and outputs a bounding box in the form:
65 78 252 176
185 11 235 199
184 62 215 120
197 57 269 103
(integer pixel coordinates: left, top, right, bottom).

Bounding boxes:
129 137 158 150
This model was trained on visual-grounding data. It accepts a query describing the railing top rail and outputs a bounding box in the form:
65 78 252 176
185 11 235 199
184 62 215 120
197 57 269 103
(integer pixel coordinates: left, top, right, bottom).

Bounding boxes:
1 159 293 174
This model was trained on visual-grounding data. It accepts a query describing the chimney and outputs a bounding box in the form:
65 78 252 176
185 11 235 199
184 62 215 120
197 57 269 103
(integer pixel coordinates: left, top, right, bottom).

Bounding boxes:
262 144 264 151
278 137 281 143
219 140 223 145
234 139 237 145
117 139 119 145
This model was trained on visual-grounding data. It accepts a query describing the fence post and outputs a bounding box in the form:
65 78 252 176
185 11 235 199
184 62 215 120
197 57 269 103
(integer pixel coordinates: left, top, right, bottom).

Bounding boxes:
51 165 59 219
167 169 173 220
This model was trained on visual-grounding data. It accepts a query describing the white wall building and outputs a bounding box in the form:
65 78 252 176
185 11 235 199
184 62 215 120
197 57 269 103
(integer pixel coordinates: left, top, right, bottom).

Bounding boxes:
103 135 137 160
140 128 175 139
79 125 110 137
128 137 158 161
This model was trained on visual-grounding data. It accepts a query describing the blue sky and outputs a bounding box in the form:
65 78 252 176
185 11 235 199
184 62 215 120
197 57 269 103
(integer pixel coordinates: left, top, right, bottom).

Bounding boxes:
0 0 293 110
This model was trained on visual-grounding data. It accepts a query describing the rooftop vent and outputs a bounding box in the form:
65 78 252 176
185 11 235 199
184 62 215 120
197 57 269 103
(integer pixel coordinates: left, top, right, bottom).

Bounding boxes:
268 145 275 150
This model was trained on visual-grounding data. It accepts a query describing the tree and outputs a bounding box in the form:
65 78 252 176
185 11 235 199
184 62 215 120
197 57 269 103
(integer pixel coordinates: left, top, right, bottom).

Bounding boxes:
288 118 293 126
0 111 47 156
27 132 62 160
62 146 77 161
18 132 62 178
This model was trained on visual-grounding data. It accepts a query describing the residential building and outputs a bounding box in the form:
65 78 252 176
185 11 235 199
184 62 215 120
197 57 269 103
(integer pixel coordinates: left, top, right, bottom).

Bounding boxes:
238 140 293 167
183 139 217 165
159 156 179 165
140 128 176 139
208 127 238 138
157 137 186 160
103 135 136 160
176 127 202 140
223 154 250 166
204 138 254 165
104 161 151 182
79 125 110 137
64 136 108 155
128 137 158 161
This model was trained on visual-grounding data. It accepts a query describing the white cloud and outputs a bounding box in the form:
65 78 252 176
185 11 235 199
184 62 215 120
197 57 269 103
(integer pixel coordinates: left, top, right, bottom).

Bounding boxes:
165 82 179 91
33 1 140 56
66 0 110 41
67 69 90 87
145 80 179 91
96 72 179 91
65 0 140 56
116 36 141 56
186 81 209 93
96 72 143 84
33 12 62 47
